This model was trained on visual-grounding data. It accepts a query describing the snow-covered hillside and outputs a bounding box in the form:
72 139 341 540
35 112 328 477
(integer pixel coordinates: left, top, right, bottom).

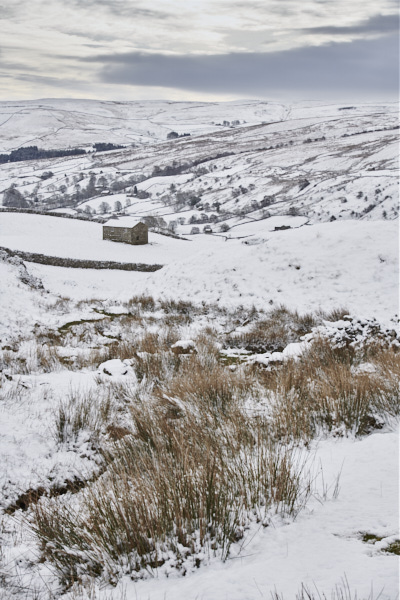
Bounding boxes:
0 98 288 152
0 99 398 600
0 100 398 224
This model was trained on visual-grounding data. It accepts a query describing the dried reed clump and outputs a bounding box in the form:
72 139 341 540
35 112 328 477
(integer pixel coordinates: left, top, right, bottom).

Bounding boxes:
53 389 113 447
227 305 319 353
157 354 248 413
1 344 67 375
125 294 157 312
33 352 312 585
33 344 65 373
0 349 31 375
159 298 197 315
261 337 400 440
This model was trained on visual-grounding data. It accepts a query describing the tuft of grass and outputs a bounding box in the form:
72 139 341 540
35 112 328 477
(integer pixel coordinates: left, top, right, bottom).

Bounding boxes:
159 298 196 315
271 577 383 599
53 389 112 447
227 305 319 353
125 294 156 312
317 307 350 322
259 338 400 440
33 352 312 585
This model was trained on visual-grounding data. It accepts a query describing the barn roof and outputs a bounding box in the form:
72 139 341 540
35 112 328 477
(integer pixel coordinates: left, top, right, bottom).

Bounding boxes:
103 217 146 228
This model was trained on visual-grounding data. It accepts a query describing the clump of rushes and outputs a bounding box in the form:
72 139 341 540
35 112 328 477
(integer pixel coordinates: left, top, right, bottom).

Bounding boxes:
53 389 112 447
227 305 319 353
33 352 312 585
260 337 400 441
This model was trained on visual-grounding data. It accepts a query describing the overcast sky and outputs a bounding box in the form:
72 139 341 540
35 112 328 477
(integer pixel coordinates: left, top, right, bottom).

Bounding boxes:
1 0 398 102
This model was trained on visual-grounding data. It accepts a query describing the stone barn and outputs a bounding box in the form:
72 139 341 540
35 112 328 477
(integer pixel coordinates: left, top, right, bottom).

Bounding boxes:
103 218 148 245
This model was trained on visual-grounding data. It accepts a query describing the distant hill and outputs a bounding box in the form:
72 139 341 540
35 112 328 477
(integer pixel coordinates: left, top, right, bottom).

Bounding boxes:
0 99 398 224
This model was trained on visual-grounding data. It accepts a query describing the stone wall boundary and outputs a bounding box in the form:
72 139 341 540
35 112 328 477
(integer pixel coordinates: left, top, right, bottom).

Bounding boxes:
0 246 163 272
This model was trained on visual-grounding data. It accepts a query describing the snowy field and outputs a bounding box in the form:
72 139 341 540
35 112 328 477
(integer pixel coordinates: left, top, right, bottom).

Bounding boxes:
0 212 200 264
0 99 399 600
14 219 398 325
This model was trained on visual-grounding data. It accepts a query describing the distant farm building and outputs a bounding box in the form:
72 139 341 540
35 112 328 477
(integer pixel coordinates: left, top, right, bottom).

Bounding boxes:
103 218 148 245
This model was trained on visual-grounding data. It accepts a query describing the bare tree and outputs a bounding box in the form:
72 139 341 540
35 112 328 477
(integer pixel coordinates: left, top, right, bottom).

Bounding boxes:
99 201 111 214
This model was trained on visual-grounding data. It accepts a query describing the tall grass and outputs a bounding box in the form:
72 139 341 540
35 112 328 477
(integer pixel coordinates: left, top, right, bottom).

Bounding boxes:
53 390 112 447
33 352 312 585
260 337 400 440
226 305 320 353
23 302 400 590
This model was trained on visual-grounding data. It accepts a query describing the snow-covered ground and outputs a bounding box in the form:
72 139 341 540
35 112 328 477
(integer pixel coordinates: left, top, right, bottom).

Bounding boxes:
9 219 396 326
99 428 399 600
0 212 196 264
1 344 396 600
1 100 398 225
0 99 399 600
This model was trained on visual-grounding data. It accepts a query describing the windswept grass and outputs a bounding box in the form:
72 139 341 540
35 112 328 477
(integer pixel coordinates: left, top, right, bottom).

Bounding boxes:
259 337 400 440
33 351 312 585
13 300 399 591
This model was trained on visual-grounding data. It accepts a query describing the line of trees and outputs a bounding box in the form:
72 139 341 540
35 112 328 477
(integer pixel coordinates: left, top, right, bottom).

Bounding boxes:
0 146 86 165
0 142 126 165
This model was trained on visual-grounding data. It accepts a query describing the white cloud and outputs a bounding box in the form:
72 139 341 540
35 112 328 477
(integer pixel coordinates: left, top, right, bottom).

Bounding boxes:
0 0 398 100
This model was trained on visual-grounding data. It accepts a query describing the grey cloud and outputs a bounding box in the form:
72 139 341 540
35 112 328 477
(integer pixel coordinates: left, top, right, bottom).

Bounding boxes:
0 60 40 71
0 1 26 20
68 0 171 19
59 28 118 43
7 72 87 89
84 34 398 99
302 13 399 35
226 1 293 15
221 29 277 51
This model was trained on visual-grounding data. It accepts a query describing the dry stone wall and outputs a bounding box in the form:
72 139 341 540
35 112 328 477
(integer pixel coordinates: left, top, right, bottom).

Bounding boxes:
0 247 163 272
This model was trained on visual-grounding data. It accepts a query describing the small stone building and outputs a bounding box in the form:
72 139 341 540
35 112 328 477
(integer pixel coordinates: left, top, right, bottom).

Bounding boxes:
103 218 148 245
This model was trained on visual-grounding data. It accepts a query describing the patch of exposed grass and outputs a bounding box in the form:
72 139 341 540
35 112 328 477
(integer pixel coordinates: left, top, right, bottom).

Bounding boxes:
258 338 400 440
33 350 312 585
226 305 319 353
360 533 400 555
361 532 384 543
385 540 400 555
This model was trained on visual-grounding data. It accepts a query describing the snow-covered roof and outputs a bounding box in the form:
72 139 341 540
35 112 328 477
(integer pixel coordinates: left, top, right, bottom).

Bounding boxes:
103 217 145 228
